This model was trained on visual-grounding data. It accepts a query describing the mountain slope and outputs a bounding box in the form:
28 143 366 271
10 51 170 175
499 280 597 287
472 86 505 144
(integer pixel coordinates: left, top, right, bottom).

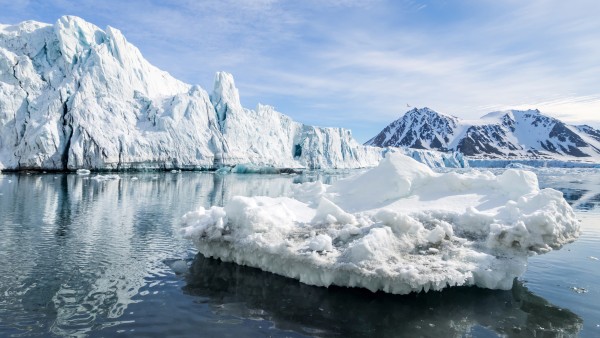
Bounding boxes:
366 107 600 161
0 16 383 170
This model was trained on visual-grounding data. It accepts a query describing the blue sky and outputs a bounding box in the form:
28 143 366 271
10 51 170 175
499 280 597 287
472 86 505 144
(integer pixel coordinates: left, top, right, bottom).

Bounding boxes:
1 0 599 142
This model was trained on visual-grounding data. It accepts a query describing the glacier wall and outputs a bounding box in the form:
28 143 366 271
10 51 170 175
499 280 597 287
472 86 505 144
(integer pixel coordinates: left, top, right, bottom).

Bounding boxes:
0 17 386 171
0 16 466 171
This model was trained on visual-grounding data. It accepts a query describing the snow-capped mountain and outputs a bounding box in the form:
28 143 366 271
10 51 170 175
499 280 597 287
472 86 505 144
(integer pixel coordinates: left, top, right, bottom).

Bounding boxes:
366 107 600 161
0 16 386 171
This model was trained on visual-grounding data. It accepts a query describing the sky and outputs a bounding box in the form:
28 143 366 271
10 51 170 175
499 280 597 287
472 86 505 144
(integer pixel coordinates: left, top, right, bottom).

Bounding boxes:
1 0 599 142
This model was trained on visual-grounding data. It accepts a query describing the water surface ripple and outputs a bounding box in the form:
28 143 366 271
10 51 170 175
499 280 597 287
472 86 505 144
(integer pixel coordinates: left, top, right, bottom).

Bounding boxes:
0 169 598 337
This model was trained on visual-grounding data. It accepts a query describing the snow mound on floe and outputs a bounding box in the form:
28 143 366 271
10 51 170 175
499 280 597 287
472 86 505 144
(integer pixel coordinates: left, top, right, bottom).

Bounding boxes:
182 153 579 294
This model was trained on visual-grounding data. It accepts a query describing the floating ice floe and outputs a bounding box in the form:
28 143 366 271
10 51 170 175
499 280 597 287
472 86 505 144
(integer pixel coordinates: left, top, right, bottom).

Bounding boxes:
76 169 91 175
90 174 120 181
182 153 580 294
505 163 535 169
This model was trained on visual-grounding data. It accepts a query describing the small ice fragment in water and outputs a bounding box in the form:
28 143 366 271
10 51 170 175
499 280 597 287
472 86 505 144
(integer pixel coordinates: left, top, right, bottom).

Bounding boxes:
571 287 588 294
215 167 231 174
589 256 599 261
76 169 91 175
165 260 189 275
131 177 139 181
91 174 120 181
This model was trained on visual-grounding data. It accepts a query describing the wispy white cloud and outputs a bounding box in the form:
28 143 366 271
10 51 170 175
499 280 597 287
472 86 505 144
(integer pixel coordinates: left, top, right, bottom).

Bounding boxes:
1 0 599 142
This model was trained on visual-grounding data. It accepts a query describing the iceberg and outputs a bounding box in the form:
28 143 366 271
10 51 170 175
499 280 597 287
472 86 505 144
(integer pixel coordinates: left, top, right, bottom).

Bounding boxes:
182 153 579 294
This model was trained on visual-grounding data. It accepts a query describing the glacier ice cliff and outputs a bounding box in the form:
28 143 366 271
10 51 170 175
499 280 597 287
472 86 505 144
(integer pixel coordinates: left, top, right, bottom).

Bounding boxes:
0 16 402 171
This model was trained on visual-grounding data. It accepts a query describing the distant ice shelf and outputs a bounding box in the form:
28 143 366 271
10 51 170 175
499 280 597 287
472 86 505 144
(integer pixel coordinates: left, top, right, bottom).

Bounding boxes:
182 153 579 294
469 159 600 168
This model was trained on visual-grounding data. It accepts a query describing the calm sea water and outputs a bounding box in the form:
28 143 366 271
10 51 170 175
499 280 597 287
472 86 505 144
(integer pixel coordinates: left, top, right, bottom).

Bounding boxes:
0 168 598 337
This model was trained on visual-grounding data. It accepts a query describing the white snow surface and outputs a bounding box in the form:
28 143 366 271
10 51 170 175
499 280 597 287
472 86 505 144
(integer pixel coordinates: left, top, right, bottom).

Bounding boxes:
182 153 579 294
0 16 396 171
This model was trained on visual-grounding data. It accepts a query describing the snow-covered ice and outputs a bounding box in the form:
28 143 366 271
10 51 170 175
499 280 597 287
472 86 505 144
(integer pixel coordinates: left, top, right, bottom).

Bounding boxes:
182 153 579 294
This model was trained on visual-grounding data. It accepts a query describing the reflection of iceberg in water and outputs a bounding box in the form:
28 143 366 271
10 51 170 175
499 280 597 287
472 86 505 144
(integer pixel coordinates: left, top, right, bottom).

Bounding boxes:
184 254 583 337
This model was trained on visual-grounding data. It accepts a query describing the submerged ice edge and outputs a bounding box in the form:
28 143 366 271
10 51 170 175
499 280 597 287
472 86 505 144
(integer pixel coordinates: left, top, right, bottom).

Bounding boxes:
182 153 580 294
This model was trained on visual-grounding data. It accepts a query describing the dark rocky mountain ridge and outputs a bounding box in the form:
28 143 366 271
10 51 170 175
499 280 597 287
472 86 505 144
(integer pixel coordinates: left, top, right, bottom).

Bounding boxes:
366 108 600 160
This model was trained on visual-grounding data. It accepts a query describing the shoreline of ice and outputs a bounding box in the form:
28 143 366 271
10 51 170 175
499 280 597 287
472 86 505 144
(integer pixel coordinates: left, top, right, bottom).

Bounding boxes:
469 158 600 168
182 153 580 294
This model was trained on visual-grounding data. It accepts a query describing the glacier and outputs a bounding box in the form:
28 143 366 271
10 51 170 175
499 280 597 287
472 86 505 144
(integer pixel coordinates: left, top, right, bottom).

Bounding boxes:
182 152 579 294
0 16 466 171
0 16 385 171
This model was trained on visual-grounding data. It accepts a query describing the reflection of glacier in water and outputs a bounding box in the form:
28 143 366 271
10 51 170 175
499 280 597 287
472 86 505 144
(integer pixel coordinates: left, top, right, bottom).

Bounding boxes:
185 254 582 337
0 172 313 336
0 169 595 336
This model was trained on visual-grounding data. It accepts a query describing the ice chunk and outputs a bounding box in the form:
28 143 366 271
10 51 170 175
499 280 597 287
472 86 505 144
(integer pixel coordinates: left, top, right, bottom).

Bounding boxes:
505 163 535 169
164 259 189 275
291 180 326 205
312 197 357 225
327 152 434 211
215 167 232 174
231 164 280 174
90 174 120 181
182 153 579 294
308 234 333 252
